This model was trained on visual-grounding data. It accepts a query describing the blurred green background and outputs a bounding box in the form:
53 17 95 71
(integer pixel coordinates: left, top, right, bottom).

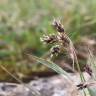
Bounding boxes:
0 0 96 81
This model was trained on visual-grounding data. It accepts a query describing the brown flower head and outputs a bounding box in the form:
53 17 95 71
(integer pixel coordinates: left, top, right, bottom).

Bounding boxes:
52 19 64 33
84 64 92 76
40 34 57 44
77 83 87 90
50 45 60 56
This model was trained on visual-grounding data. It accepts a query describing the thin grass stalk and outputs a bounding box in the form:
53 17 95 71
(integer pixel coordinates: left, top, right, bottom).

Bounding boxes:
0 61 41 96
64 34 87 96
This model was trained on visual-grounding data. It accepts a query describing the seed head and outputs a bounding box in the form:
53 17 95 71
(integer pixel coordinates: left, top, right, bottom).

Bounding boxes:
50 45 60 56
58 34 70 46
77 83 87 90
84 64 92 76
40 19 71 58
40 34 57 44
52 19 64 33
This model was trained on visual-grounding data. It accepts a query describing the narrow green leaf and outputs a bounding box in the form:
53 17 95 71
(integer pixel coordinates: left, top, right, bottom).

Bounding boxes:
27 54 72 81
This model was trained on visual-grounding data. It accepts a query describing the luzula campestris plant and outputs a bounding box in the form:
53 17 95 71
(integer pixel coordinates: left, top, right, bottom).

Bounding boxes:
40 19 88 87
40 19 75 71
27 19 96 96
40 19 73 58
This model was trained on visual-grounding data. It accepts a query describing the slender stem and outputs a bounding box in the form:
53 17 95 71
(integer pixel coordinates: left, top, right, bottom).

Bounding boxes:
64 34 87 96
0 62 40 96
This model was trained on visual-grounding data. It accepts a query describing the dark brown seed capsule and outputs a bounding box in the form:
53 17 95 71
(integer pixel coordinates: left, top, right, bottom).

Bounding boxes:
51 45 60 55
84 65 92 76
77 83 87 90
40 34 57 44
59 34 70 45
52 19 64 33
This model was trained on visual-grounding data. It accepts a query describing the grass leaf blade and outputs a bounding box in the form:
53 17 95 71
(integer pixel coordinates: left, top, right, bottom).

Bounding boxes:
27 54 72 81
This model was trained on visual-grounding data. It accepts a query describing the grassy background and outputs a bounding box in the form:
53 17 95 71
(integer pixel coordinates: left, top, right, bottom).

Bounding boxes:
0 0 96 81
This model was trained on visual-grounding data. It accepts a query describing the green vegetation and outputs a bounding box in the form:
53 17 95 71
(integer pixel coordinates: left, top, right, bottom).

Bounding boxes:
0 0 96 81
